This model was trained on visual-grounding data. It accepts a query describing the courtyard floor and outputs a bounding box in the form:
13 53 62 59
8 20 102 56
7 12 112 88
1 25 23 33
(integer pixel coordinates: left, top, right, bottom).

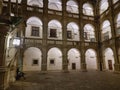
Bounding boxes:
7 71 120 90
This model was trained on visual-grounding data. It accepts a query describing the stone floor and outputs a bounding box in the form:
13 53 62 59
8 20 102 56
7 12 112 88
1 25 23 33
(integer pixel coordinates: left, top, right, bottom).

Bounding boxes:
7 71 120 90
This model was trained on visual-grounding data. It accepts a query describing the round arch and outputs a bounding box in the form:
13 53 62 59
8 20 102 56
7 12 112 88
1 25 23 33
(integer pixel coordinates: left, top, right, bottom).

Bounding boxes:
23 47 42 71
48 0 62 11
84 24 95 41
67 48 81 70
66 0 79 14
67 22 80 41
27 0 43 7
47 47 63 71
85 49 97 70
26 16 43 38
99 0 109 14
48 20 62 39
83 2 94 16
101 20 112 41
116 12 120 28
104 48 115 71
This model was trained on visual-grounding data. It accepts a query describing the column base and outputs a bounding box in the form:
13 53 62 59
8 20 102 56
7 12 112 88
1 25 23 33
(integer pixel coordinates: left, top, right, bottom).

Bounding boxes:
114 64 120 73
0 67 8 90
41 64 47 71
97 63 103 71
81 63 87 72
62 64 68 72
40 71 47 74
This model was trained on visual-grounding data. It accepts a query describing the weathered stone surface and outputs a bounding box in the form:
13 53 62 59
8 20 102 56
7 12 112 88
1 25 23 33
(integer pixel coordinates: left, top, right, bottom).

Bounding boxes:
7 71 120 90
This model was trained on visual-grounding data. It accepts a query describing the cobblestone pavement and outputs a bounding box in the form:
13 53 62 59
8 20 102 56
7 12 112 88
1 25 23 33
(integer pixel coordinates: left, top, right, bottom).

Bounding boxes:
7 71 120 90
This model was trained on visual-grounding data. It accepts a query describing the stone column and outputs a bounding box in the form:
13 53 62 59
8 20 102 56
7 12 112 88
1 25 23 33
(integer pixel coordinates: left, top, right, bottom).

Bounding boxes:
18 24 25 71
78 1 87 72
0 0 3 14
109 0 120 72
94 1 103 71
62 48 69 72
61 0 68 72
0 32 8 90
41 0 48 72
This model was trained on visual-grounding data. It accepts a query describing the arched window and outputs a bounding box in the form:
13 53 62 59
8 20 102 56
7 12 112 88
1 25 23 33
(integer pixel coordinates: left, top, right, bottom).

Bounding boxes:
27 0 43 7
67 22 79 41
66 0 79 14
84 24 95 42
26 17 43 38
113 0 118 4
48 20 62 40
83 3 94 16
116 12 120 36
4 0 22 3
48 0 62 11
100 0 109 14
101 20 112 41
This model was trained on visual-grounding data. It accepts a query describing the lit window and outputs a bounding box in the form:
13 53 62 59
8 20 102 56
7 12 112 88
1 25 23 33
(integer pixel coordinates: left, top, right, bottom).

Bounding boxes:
13 38 20 46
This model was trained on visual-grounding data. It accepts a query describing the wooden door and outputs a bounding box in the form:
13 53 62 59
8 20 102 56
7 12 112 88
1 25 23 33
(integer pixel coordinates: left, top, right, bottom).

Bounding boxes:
72 63 76 70
108 60 113 70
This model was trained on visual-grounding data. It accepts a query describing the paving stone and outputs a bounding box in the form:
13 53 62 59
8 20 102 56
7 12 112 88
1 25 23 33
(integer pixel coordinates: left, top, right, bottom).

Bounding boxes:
7 71 120 90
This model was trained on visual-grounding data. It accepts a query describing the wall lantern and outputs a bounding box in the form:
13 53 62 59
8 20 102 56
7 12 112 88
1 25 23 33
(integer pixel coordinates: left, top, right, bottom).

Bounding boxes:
12 38 20 46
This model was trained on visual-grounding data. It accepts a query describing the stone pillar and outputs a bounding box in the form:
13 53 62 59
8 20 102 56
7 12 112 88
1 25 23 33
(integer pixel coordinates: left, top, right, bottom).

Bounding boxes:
62 48 69 72
41 47 47 73
78 1 87 72
61 0 68 72
93 0 104 71
109 0 120 73
41 0 48 73
80 49 87 72
18 24 25 71
21 0 27 15
0 33 8 90
0 0 3 14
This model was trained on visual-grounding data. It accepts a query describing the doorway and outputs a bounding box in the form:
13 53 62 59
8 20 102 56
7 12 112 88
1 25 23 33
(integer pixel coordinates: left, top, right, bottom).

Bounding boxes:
72 63 76 70
108 60 113 70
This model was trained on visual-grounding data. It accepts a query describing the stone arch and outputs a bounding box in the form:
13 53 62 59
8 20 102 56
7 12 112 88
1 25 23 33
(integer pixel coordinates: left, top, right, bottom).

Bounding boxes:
67 22 80 41
27 0 43 7
101 20 112 41
26 16 43 38
47 47 63 71
48 19 62 39
115 12 120 36
67 48 81 70
23 47 42 71
84 24 95 42
83 2 94 16
99 0 109 14
48 0 62 11
103 48 115 71
66 0 79 14
85 49 97 70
